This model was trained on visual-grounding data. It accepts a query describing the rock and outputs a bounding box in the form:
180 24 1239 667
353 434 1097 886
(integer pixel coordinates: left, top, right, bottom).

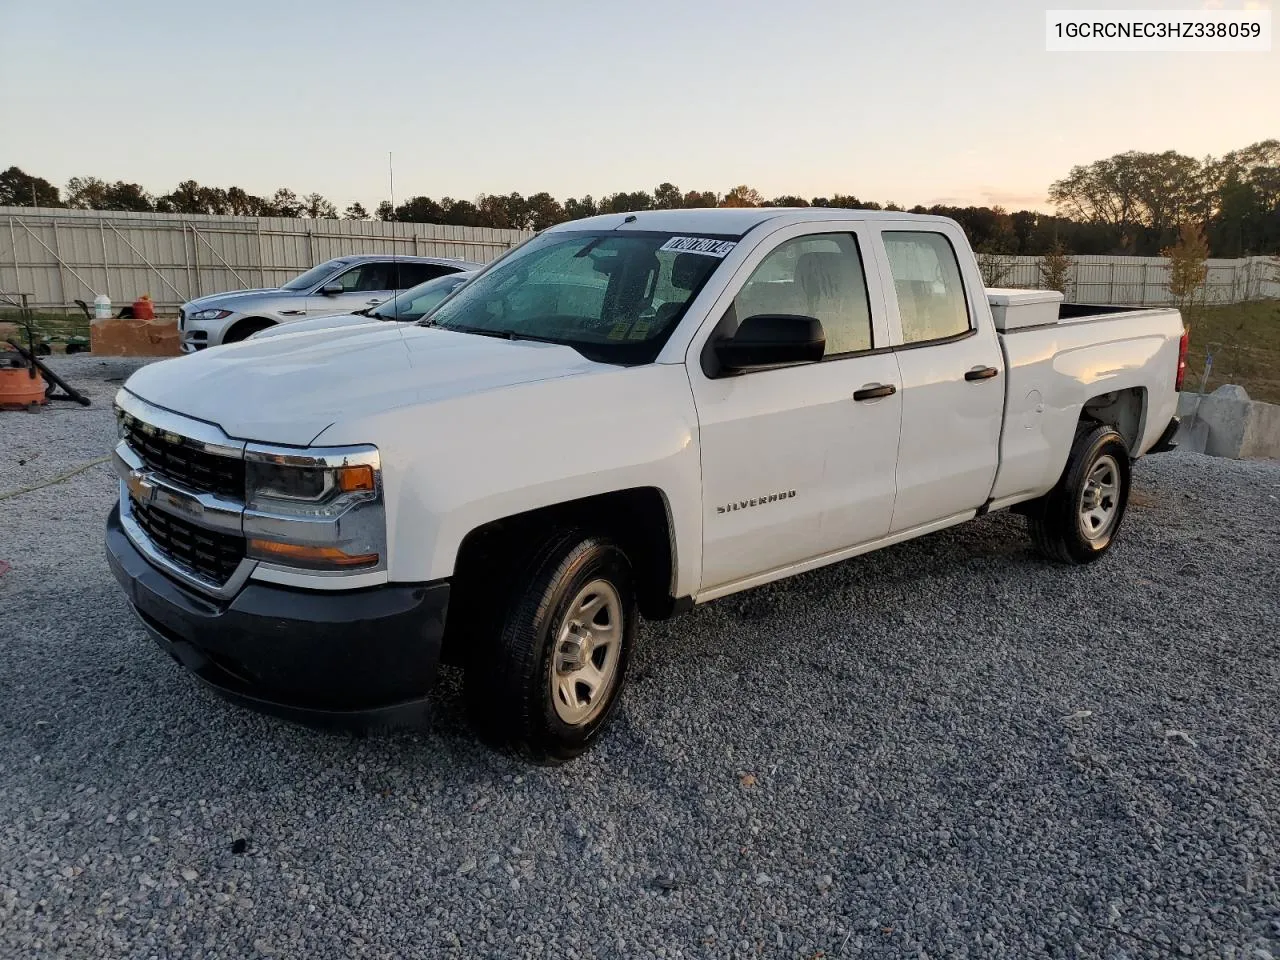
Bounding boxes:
1211 384 1250 402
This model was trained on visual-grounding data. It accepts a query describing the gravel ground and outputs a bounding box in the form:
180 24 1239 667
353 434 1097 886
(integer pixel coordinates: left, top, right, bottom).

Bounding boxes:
2 356 1279 959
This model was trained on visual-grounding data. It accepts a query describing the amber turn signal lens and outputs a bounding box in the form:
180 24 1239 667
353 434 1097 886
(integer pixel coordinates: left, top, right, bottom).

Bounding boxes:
247 539 378 569
337 464 375 493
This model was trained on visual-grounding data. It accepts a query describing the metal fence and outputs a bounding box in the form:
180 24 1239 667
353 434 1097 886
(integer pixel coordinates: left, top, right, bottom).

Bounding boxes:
3 206 1277 312
0 207 534 311
978 253 1280 305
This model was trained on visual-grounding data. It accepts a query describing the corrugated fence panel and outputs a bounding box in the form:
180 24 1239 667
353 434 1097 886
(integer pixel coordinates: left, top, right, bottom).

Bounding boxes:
982 254 1279 304
0 207 531 310
2 206 1275 311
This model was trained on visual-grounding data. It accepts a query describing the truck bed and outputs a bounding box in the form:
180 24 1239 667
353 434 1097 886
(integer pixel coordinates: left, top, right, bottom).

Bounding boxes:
988 301 1183 508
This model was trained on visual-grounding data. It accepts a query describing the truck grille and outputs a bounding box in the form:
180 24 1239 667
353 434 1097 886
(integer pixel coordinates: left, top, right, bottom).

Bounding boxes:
130 496 245 586
123 420 244 500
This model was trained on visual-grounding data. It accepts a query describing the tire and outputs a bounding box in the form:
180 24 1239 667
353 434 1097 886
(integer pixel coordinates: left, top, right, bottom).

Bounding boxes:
463 531 637 764
223 318 273 343
1027 423 1131 564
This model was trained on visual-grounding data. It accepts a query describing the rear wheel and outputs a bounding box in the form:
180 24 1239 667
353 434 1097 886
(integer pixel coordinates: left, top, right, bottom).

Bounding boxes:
463 531 637 763
1027 423 1131 564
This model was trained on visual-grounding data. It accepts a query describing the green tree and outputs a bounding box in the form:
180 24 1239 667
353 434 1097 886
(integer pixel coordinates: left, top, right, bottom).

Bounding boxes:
653 182 683 209
524 192 564 230
161 179 207 213
682 190 718 208
1038 239 1074 294
0 166 61 207
1162 222 1210 321
375 201 395 221
302 193 337 219
562 196 598 220
265 188 304 217
720 185 762 208
227 187 265 216
343 202 370 220
394 196 443 223
767 195 809 207
600 191 654 214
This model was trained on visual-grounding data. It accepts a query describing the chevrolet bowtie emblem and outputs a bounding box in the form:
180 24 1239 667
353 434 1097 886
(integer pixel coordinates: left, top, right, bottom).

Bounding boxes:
126 471 155 504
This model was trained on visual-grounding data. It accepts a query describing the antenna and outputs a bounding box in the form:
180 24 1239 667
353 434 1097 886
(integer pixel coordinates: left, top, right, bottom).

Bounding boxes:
388 151 399 301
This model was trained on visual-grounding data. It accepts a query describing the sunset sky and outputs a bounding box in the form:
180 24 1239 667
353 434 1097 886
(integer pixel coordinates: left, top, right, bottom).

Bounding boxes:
2 0 1276 213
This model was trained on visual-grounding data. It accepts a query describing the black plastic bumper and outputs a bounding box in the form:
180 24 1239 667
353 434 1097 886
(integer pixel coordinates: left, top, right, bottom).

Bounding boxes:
105 504 448 729
1149 415 1181 455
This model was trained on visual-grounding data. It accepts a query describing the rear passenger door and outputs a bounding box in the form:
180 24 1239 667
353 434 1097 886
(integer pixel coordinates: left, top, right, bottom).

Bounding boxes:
874 227 1005 533
688 225 903 590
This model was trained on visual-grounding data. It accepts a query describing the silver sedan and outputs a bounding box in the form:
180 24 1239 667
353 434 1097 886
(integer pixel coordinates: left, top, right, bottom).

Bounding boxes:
179 255 480 351
249 271 477 341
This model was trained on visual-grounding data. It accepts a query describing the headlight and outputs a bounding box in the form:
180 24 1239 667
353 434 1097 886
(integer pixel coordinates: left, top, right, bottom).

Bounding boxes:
243 445 386 571
190 308 232 321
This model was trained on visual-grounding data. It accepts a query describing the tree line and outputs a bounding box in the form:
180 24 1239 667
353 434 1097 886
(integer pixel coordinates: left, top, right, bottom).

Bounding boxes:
1 138 1275 257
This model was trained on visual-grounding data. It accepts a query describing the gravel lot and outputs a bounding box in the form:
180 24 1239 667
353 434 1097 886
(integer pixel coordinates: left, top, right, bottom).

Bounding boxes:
2 356 1279 959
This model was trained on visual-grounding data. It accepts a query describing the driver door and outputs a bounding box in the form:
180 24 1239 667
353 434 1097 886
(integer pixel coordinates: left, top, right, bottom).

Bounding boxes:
308 261 395 317
687 224 903 592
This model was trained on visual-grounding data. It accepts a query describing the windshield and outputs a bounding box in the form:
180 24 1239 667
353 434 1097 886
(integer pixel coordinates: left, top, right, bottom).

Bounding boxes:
371 272 471 321
282 259 348 291
419 231 733 364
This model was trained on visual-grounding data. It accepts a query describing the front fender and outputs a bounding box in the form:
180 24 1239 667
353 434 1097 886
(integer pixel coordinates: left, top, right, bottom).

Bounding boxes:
320 364 705 599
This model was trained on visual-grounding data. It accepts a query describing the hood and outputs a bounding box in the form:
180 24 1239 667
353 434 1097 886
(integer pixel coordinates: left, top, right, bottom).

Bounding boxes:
122 325 604 446
183 288 287 310
251 313 383 339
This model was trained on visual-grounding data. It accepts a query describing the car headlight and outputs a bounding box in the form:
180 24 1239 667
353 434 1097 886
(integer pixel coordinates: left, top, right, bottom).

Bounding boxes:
243 445 386 571
190 308 232 321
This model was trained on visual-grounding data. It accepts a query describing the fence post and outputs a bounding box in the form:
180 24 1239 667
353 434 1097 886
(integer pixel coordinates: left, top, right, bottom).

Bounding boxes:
182 222 194 300
256 220 265 289
99 217 111 300
306 230 314 266
8 217 20 304
1109 261 1116 303
1141 262 1149 305
52 219 68 309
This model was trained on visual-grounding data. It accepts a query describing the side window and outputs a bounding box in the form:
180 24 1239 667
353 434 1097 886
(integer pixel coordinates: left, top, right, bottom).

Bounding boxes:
332 263 390 292
882 231 971 344
729 233 872 357
395 263 452 288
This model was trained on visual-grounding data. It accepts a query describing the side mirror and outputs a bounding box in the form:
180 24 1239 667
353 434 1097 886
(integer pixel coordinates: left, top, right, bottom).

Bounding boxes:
319 282 344 296
714 314 825 372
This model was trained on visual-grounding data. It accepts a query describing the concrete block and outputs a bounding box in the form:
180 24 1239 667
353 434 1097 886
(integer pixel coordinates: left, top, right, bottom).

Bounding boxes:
1176 384 1280 459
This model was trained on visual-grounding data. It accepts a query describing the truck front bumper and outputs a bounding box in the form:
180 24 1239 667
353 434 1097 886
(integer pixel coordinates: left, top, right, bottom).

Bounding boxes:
105 504 448 729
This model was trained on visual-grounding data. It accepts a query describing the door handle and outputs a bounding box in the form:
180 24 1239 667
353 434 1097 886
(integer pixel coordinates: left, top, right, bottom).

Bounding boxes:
964 365 999 381
853 383 897 401
366 298 385 305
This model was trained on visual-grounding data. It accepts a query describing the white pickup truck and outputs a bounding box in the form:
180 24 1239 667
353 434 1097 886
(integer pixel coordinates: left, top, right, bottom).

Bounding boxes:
106 209 1187 762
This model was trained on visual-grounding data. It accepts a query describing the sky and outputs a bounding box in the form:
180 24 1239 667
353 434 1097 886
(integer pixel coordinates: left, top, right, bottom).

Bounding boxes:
1 0 1276 214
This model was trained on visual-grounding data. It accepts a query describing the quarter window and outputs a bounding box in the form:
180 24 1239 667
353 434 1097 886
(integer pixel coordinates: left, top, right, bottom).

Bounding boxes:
882 231 971 344
395 263 453 288
730 233 872 357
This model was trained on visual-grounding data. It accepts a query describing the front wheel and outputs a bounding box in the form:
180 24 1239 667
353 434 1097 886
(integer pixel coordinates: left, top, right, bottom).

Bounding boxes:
463 531 637 763
1027 423 1131 564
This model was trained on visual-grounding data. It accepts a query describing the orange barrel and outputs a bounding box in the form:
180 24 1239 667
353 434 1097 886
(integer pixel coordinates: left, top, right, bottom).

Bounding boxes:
0 367 47 409
131 296 155 321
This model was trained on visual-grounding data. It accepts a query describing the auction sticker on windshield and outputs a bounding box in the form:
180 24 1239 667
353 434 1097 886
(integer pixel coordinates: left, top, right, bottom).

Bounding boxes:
660 237 737 257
